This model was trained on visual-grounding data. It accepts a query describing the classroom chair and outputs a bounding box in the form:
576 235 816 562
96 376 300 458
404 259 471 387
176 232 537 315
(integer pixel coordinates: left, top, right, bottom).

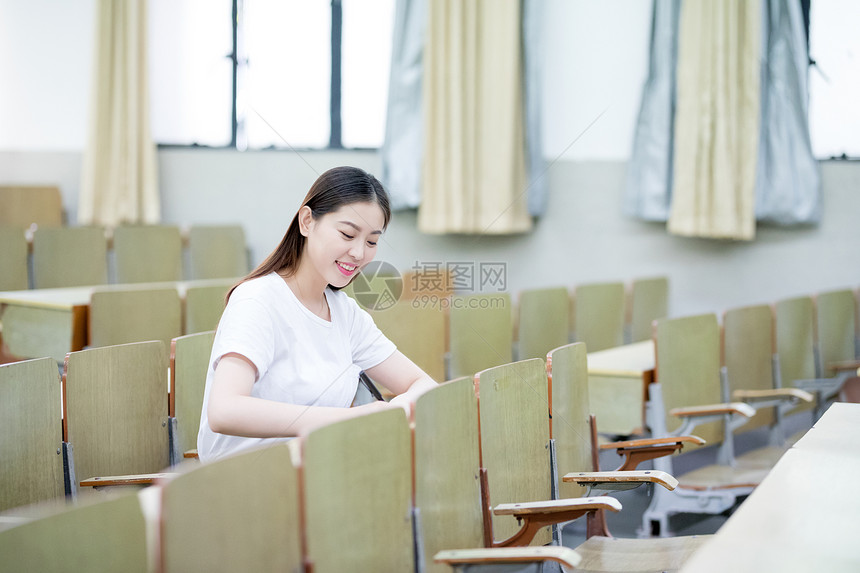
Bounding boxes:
88 285 182 351
572 281 625 352
448 292 513 379
0 358 65 512
62 340 171 495
400 266 456 300
0 185 63 229
159 443 302 572
0 226 28 290
517 286 570 361
816 289 859 378
641 314 807 537
547 342 710 569
169 331 215 463
723 304 814 463
0 492 149 573
627 276 669 343
368 300 447 382
32 226 108 288
112 224 182 284
775 295 849 421
187 224 249 280
183 280 231 334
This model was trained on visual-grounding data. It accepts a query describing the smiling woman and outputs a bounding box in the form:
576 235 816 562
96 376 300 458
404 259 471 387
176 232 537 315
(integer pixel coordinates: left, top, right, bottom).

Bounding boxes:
198 166 437 462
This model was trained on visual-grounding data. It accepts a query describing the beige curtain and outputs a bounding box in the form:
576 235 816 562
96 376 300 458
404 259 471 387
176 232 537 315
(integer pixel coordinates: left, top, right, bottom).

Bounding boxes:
419 0 531 235
669 0 761 240
80 0 159 226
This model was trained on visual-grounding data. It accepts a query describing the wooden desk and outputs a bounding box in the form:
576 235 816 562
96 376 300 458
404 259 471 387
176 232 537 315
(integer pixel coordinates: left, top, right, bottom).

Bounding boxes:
681 402 860 572
586 340 655 436
0 279 234 363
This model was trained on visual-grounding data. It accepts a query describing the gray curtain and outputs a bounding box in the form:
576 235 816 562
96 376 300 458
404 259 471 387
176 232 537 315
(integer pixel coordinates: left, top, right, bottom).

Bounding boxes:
381 0 426 210
624 0 680 222
626 0 820 229
381 0 547 217
754 0 820 224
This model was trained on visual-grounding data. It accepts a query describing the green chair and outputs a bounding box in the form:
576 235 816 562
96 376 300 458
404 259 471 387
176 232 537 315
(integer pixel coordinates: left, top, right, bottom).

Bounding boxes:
169 331 215 463
301 408 414 572
113 225 182 284
89 286 182 352
62 341 171 494
0 226 28 290
32 227 108 288
369 301 447 383
448 292 513 379
627 276 669 343
159 443 302 572
187 225 248 280
0 185 63 229
0 358 65 512
183 281 231 334
573 282 625 352
0 492 149 573
517 286 570 361
816 289 858 378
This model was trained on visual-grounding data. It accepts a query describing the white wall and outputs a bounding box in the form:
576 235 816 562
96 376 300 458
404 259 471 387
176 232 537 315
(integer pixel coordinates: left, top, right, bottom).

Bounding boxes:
1 0 858 319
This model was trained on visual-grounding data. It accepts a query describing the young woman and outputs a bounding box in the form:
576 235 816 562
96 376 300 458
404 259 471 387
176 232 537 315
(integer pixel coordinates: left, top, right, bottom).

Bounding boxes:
197 166 436 462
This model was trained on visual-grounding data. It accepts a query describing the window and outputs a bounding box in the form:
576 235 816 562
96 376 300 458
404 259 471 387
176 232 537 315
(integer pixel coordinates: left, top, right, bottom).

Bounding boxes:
808 0 860 159
149 0 395 150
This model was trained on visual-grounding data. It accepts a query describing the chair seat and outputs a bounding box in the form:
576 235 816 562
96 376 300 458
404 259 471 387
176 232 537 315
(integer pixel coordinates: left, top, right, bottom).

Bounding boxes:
735 445 787 469
677 464 768 491
574 534 710 572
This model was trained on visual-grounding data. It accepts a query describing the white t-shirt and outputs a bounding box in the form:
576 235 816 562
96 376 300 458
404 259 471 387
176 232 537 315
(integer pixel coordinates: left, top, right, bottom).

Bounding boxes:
197 272 396 462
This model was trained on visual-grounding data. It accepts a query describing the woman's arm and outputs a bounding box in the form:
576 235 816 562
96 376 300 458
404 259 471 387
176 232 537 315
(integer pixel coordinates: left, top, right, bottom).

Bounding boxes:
207 353 393 438
364 350 438 407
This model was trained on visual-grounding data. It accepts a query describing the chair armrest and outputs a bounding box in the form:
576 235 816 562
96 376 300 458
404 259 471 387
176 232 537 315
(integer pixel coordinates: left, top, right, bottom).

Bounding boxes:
829 359 860 372
732 388 814 403
435 547 581 569
562 470 678 491
493 496 622 518
79 472 174 487
183 449 199 459
598 435 706 471
670 402 755 418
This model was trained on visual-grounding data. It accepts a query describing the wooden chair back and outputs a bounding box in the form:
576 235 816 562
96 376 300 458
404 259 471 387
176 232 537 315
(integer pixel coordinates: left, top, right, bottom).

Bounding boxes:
169 331 215 457
775 296 817 384
413 378 484 572
0 226 28 290
517 287 570 361
0 493 148 572
475 358 552 546
160 443 302 572
401 267 455 300
89 286 182 351
113 225 182 284
369 301 446 382
0 358 64 512
32 226 107 288
187 225 248 280
301 408 413 572
184 281 230 334
722 305 776 432
546 343 592 500
816 289 857 377
654 314 723 445
573 282 625 352
629 276 669 343
0 185 63 228
449 292 513 379
62 341 170 486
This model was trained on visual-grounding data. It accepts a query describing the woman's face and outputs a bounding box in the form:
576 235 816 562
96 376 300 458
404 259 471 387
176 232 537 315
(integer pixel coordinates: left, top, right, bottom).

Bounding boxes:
299 200 385 289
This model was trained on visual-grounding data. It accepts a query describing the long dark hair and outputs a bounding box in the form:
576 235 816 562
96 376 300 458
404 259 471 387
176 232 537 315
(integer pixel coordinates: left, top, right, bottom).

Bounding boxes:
227 166 391 302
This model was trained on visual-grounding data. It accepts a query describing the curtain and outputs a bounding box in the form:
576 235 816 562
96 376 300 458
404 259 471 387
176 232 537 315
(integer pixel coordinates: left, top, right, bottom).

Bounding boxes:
418 0 531 234
79 0 159 226
754 0 820 224
624 0 681 221
522 0 547 216
669 0 762 240
380 0 426 210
